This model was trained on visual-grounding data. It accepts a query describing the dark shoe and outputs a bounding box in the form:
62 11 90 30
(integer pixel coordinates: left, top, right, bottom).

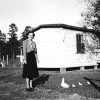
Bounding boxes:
26 88 34 92
30 87 34 90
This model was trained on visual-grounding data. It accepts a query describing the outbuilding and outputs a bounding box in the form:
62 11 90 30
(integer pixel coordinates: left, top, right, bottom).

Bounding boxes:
32 24 100 72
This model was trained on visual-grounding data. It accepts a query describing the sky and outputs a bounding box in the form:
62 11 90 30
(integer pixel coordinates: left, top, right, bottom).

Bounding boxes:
1 0 97 67
0 0 86 39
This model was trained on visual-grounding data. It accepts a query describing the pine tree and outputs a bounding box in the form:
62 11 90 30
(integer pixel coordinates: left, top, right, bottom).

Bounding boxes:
7 23 19 66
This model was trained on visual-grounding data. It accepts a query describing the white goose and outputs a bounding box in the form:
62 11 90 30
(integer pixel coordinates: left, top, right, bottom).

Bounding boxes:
79 82 82 86
87 81 90 85
61 77 70 88
72 84 75 87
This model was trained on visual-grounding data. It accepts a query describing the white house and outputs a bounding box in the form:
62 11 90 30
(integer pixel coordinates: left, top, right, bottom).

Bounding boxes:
32 24 100 71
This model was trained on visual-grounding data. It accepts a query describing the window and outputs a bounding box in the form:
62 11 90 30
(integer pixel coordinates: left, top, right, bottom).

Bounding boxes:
76 34 85 54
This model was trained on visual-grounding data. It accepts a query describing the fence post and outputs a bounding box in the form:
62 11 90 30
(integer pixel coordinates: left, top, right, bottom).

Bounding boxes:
7 55 8 65
20 47 23 68
2 56 5 68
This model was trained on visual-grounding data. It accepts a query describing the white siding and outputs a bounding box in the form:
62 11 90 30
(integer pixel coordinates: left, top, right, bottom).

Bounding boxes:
34 28 98 68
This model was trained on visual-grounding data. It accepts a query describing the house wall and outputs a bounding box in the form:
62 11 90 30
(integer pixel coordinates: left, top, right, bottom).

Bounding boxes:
34 28 98 68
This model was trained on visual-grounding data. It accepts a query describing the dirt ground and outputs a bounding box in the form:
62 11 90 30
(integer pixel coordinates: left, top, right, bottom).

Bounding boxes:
0 68 100 100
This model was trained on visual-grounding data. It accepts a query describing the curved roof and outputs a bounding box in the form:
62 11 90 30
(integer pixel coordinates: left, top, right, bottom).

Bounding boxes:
32 24 100 38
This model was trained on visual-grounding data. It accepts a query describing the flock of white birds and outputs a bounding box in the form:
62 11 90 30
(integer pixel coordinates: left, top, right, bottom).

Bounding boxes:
61 77 90 88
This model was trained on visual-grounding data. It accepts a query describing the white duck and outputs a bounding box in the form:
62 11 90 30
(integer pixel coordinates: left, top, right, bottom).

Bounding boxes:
72 84 75 87
87 81 90 85
61 77 69 88
79 82 82 85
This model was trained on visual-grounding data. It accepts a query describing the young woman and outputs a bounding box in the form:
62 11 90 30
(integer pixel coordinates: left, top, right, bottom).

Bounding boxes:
22 32 39 92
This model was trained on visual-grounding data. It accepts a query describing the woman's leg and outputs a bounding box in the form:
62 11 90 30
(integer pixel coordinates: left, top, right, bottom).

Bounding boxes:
26 78 34 92
26 78 30 88
29 80 33 88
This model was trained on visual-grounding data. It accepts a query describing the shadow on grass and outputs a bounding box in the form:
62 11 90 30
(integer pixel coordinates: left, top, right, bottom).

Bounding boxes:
84 77 100 92
32 74 49 87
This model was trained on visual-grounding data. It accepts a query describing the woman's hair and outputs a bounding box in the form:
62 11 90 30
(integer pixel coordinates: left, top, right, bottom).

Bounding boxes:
26 31 35 38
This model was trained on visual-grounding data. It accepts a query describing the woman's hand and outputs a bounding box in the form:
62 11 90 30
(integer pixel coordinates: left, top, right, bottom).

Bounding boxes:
23 60 27 64
37 59 39 64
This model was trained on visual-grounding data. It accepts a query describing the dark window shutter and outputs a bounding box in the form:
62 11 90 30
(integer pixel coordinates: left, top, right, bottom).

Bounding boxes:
76 34 85 54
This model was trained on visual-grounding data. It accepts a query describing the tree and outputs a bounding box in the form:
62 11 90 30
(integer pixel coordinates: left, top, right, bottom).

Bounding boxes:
8 23 18 38
81 0 100 30
0 30 6 42
21 26 33 41
20 26 33 47
81 0 100 60
0 30 6 60
7 23 19 66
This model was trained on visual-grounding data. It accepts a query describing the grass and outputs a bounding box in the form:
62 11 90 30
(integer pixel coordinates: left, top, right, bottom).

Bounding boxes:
0 69 100 100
